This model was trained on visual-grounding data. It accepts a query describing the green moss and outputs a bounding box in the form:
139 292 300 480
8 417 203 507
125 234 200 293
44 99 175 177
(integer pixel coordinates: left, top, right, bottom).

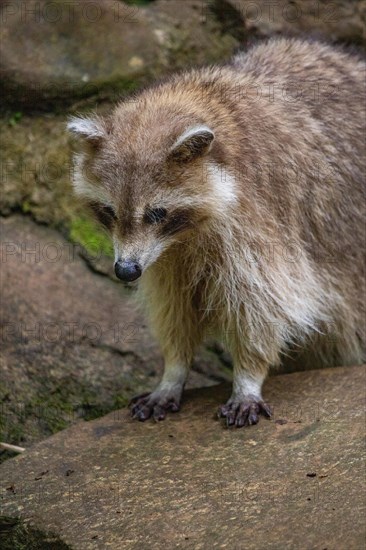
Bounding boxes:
113 394 130 409
8 112 22 127
29 379 100 433
21 200 31 214
75 393 129 422
69 216 113 258
1 376 133 464
0 517 71 550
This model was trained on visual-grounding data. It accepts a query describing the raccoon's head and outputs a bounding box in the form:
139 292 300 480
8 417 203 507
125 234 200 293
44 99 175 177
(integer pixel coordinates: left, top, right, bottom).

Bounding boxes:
67 107 236 283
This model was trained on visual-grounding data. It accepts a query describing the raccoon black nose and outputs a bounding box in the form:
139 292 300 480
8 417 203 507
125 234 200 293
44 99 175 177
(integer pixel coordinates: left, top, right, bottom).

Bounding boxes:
114 260 142 282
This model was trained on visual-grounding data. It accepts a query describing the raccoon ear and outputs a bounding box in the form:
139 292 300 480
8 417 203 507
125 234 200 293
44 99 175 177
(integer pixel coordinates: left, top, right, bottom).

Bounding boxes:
67 116 105 145
169 126 215 162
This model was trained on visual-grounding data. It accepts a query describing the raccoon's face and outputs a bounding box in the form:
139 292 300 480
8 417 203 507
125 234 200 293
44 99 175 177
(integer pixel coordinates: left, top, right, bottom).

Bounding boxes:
68 113 235 283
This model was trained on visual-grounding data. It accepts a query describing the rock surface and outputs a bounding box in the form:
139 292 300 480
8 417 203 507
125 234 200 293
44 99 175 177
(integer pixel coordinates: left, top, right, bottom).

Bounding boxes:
0 113 72 222
0 0 155 108
1 365 365 549
1 0 365 111
222 0 366 47
0 216 230 452
0 0 237 110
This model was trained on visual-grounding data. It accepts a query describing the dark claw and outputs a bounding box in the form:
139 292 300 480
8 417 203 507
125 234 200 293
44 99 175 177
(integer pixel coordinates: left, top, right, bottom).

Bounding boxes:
247 404 259 425
153 405 166 422
218 404 230 418
226 414 236 426
134 405 153 421
169 401 180 413
260 401 272 418
128 392 150 407
235 415 246 428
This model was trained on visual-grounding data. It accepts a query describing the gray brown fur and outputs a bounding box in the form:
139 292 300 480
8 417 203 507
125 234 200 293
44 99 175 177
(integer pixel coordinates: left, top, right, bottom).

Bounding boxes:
68 37 366 427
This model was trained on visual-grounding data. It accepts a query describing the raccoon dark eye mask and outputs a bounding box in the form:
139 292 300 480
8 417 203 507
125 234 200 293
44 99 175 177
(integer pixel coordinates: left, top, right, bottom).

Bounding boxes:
159 208 195 237
143 207 167 224
87 201 116 228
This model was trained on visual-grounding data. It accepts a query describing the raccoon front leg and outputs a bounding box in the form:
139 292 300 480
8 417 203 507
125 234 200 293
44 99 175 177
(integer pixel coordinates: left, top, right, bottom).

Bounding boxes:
129 358 190 421
129 265 203 421
218 334 273 427
218 365 272 427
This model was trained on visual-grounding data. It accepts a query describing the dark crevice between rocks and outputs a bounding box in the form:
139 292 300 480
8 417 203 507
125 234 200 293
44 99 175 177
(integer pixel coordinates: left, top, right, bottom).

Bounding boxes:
0 77 142 116
85 339 142 362
76 248 113 279
209 0 248 43
0 209 52 228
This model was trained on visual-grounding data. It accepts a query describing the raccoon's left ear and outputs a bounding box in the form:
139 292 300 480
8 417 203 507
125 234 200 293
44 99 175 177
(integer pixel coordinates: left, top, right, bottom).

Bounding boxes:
67 116 106 146
169 126 215 162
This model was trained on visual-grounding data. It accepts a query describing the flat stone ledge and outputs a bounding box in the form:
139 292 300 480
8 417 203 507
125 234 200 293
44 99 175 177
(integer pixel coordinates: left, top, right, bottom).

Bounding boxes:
1 366 365 549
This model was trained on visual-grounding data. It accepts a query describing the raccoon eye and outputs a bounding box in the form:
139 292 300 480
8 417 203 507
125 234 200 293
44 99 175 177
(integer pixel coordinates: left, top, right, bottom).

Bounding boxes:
88 202 116 228
143 207 167 224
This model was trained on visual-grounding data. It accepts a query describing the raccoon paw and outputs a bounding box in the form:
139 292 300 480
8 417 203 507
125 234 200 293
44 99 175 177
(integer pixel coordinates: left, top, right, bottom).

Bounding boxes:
218 396 272 428
129 392 181 422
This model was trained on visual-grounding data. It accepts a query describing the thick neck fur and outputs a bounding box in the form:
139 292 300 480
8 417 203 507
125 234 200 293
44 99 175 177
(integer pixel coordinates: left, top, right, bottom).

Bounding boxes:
139 198 339 367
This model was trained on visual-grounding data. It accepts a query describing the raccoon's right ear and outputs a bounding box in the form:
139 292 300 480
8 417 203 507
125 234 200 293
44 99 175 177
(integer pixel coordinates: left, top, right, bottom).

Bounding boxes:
169 126 215 163
67 116 106 148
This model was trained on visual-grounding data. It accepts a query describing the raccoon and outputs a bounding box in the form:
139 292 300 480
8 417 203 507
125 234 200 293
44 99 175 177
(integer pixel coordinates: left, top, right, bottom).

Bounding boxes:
68 37 366 428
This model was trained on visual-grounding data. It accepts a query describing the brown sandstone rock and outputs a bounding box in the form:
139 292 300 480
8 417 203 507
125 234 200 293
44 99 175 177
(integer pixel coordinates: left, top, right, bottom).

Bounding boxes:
0 0 238 110
1 365 365 548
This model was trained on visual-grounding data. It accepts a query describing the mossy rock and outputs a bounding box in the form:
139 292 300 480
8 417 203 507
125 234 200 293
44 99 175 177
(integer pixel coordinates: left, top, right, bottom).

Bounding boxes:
69 216 114 258
0 112 115 264
0 0 160 111
0 0 239 111
0 516 71 550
